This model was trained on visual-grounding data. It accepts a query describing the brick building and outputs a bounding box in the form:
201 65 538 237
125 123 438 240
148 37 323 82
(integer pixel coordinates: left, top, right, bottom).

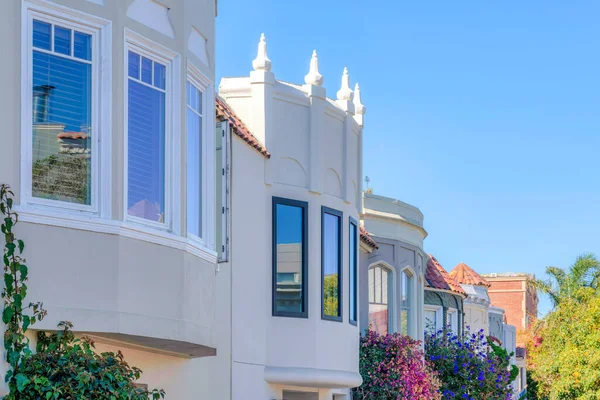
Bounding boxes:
481 273 538 330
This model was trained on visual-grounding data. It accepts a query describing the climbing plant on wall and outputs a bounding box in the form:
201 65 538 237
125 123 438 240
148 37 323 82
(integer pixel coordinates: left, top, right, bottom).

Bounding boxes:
1 184 164 399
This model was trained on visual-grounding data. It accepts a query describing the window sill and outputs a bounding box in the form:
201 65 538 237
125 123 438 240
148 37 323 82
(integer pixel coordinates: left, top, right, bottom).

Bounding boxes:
14 206 218 264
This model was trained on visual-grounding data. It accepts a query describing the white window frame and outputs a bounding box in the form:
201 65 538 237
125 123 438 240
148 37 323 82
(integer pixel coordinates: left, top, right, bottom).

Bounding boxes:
447 307 459 332
186 62 215 251
20 0 112 218
424 305 443 333
123 29 181 234
401 267 417 338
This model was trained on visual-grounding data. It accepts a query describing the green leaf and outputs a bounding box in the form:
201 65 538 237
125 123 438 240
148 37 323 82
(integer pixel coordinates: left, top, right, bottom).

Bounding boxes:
17 239 24 254
19 264 28 280
15 373 29 392
4 273 13 291
22 315 30 332
2 307 14 324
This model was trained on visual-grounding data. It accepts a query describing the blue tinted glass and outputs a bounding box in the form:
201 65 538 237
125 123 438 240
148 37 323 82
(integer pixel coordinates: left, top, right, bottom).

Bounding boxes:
141 57 152 85
127 80 165 222
350 223 357 321
275 203 304 313
32 50 92 205
153 62 165 89
33 20 51 50
73 32 91 61
54 26 71 56
128 51 140 79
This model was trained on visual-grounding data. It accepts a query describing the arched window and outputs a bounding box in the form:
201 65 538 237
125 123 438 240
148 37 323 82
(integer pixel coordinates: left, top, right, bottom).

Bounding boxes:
401 270 413 336
368 265 390 335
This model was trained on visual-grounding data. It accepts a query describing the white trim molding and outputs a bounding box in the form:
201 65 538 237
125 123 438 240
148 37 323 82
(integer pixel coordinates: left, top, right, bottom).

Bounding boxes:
14 207 218 264
123 28 181 235
186 61 216 251
21 0 112 218
424 305 443 333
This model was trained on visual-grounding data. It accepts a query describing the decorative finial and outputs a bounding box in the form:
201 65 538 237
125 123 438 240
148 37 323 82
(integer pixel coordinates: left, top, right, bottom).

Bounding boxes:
252 33 272 72
336 67 353 101
304 50 323 86
353 83 365 115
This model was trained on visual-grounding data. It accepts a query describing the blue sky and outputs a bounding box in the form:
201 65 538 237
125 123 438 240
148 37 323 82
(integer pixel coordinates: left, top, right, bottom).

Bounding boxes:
216 1 600 316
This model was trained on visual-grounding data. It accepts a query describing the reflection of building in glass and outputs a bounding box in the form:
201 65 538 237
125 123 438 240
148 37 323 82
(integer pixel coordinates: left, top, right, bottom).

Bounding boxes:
368 265 389 335
276 243 302 312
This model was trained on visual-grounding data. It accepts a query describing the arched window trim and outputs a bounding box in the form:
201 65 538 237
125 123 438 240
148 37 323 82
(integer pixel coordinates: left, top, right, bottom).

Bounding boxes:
368 261 396 335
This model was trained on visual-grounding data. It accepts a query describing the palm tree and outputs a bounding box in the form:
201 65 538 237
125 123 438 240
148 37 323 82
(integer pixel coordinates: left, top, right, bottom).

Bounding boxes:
532 253 600 308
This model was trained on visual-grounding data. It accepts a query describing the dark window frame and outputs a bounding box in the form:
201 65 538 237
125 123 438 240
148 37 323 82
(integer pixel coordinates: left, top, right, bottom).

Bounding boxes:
321 206 343 322
272 197 309 318
349 216 358 326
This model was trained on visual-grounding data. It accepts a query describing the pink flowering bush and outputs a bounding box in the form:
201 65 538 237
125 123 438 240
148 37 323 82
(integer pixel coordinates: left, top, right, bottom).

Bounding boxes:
353 330 442 400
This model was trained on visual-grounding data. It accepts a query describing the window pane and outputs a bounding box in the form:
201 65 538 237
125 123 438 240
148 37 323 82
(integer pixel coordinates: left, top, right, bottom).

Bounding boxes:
402 271 409 307
74 32 91 61
368 268 374 303
33 20 51 50
54 26 71 56
127 74 165 222
275 203 304 314
349 222 357 322
154 63 166 90
382 269 388 304
369 303 388 335
401 310 409 335
187 83 202 237
425 310 437 333
128 51 140 78
375 267 382 303
141 57 152 85
323 212 341 318
32 50 92 205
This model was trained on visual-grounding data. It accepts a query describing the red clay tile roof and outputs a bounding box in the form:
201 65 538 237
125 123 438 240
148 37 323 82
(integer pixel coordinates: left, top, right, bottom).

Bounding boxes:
449 262 491 287
57 132 88 139
360 226 378 249
216 97 270 158
426 255 466 295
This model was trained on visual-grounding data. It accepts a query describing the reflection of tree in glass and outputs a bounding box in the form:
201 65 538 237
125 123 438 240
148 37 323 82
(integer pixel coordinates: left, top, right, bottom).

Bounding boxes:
32 154 89 204
324 274 339 316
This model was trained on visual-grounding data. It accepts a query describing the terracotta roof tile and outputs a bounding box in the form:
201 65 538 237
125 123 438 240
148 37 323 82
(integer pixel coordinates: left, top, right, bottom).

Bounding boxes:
449 262 491 287
360 226 378 249
216 97 270 158
425 254 466 295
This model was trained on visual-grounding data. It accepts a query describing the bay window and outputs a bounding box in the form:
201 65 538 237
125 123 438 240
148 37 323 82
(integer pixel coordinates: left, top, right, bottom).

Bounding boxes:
186 81 203 238
322 207 342 321
349 218 358 325
22 4 111 216
272 197 308 318
401 269 413 336
124 30 180 232
126 50 166 223
369 264 390 335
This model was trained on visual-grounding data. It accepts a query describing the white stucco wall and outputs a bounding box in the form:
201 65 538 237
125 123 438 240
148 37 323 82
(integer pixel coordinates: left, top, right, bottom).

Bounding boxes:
220 43 365 398
0 0 223 398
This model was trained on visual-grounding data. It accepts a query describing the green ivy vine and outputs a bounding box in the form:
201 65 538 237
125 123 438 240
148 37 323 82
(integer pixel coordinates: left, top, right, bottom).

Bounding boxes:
1 183 47 394
1 184 164 399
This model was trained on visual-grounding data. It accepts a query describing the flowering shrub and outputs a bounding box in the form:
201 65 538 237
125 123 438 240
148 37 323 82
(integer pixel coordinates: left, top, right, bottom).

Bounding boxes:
425 328 514 400
353 330 441 399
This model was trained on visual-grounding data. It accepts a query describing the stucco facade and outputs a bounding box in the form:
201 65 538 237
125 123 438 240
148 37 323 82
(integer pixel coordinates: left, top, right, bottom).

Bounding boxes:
360 193 427 342
0 0 221 397
217 36 366 399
